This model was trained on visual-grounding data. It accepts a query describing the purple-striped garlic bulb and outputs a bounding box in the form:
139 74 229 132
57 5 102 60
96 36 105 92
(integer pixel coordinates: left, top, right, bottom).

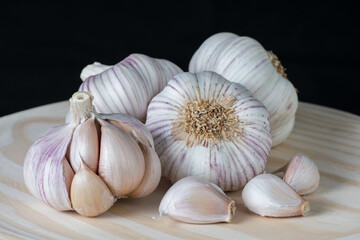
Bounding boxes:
189 32 298 147
23 92 161 217
145 71 272 191
79 53 183 122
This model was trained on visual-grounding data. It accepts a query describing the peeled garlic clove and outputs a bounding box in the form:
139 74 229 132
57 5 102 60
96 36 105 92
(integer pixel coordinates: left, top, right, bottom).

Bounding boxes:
80 62 111 81
98 120 145 197
127 144 161 197
242 174 310 217
159 176 236 224
146 71 272 191
189 32 298 146
71 161 115 217
79 54 183 121
23 125 74 211
68 116 99 172
279 154 320 195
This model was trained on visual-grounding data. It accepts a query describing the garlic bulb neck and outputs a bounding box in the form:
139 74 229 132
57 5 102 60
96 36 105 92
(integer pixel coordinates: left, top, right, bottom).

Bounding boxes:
69 92 97 125
267 50 287 79
172 88 242 147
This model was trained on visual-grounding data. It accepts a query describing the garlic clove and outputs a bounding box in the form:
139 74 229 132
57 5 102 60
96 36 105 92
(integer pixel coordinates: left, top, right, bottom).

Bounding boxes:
63 157 75 199
159 176 236 224
71 161 115 217
68 116 99 172
127 144 161 197
275 153 320 195
23 125 74 211
80 62 112 81
242 174 310 217
98 120 145 197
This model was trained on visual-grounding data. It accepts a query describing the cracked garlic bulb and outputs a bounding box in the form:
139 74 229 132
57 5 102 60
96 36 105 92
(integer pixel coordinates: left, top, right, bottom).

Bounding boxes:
79 53 183 122
189 32 298 146
145 71 272 191
23 92 161 216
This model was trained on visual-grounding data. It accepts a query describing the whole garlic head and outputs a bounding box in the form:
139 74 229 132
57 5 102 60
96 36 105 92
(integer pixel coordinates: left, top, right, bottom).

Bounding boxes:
146 71 272 191
189 32 298 146
23 92 161 216
79 54 183 122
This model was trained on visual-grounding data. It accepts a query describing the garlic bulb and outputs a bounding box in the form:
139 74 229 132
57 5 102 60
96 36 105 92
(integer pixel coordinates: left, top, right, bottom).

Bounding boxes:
79 54 183 122
146 71 272 191
23 92 161 216
273 153 320 195
189 32 298 146
159 176 236 224
242 174 310 217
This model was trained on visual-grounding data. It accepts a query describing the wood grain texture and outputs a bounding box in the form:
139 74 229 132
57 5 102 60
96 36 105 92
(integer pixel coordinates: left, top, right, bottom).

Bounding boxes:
0 101 359 240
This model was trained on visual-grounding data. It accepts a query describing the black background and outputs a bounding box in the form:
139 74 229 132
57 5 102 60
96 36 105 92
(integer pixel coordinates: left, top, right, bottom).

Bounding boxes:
1 1 359 117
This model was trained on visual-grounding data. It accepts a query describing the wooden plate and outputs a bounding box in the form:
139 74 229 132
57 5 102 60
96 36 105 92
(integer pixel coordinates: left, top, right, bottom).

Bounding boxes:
0 101 359 240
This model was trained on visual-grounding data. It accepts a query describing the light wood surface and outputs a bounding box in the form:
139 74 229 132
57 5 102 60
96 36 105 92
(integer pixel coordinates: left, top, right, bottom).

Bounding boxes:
0 101 359 240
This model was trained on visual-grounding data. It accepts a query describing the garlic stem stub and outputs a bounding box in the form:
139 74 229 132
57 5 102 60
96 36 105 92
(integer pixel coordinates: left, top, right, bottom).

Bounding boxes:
159 176 236 224
79 54 183 122
273 153 320 195
23 92 161 216
242 174 310 217
189 32 298 146
146 71 272 191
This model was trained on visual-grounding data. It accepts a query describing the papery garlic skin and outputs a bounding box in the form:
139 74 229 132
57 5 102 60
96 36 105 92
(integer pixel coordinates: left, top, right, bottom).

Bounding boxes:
242 174 310 217
159 176 236 224
189 32 298 146
282 154 320 195
146 71 272 191
23 92 161 216
79 54 183 122
24 125 74 211
80 62 111 81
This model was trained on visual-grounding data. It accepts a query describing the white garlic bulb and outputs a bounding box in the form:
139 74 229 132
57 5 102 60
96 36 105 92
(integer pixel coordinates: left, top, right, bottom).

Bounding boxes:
242 174 310 217
79 54 183 122
189 32 298 146
273 153 320 195
159 176 236 224
23 92 161 216
146 71 272 191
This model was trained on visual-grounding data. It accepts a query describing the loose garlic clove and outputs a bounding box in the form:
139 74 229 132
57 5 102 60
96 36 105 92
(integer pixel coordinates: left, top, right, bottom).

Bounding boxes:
242 174 310 217
98 120 145 197
159 176 236 224
274 154 320 195
80 62 111 81
68 116 99 172
71 161 115 217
